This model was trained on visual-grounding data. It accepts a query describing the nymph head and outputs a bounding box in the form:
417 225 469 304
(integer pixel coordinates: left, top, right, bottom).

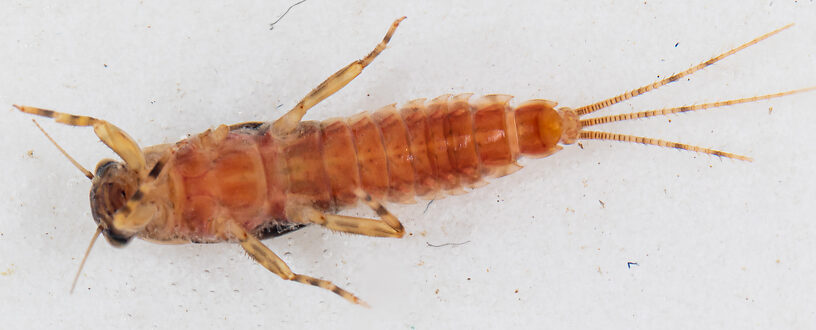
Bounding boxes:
90 159 141 246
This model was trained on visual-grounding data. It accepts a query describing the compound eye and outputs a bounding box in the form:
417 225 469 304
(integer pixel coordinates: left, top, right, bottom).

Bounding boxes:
94 160 116 177
102 228 131 247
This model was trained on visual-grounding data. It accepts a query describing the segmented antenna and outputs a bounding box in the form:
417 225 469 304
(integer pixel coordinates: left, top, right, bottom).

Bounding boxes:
70 226 102 293
31 119 94 180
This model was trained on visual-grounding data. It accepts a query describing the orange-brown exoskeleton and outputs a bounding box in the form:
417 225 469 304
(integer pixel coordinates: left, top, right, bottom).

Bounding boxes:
15 18 815 306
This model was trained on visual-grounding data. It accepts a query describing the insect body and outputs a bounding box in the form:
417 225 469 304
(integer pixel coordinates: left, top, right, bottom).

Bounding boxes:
15 18 815 306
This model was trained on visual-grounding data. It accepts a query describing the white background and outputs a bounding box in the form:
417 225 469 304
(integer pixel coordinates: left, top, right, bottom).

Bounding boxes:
2 1 816 329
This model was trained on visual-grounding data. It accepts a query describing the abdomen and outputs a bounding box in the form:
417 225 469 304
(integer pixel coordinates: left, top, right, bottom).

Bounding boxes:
288 93 563 207
161 94 562 242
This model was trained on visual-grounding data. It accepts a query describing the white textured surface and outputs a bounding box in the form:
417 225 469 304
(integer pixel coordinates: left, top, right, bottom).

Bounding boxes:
2 1 816 329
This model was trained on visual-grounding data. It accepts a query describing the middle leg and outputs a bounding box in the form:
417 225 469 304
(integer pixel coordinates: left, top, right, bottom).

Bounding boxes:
228 222 369 306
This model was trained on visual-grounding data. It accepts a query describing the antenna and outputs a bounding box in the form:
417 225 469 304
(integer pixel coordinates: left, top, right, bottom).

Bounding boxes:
31 119 94 180
70 226 102 293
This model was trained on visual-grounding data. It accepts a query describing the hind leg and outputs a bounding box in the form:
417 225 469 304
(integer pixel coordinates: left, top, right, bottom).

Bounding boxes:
293 206 404 238
271 17 406 135
286 188 405 238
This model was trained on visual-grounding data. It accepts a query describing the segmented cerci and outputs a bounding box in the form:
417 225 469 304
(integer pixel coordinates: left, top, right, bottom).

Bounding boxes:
15 18 814 306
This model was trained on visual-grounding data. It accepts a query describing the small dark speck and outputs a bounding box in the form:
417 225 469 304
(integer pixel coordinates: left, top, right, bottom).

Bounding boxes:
423 199 434 214
627 262 639 269
467 277 471 281
103 64 108 68
599 200 605 208
674 42 679 47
